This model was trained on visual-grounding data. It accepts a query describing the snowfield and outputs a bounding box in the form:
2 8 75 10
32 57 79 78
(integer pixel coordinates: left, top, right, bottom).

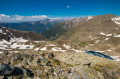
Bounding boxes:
0 37 34 50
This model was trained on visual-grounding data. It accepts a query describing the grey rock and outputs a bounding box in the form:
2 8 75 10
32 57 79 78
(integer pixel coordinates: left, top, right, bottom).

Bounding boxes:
48 53 54 59
46 61 51 66
0 64 15 76
49 68 54 73
22 68 34 77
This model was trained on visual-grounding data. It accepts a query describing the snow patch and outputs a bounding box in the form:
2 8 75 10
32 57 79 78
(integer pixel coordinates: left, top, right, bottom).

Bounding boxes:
100 33 112 36
88 16 94 20
34 48 39 51
46 44 57 46
114 35 120 37
106 50 112 52
0 51 3 54
112 16 120 25
40 47 47 51
0 39 11 45
71 49 83 52
106 34 112 36
0 29 3 33
10 37 28 43
51 47 66 52
10 43 20 49
111 56 120 61
105 38 109 40
0 37 30 50
13 51 19 53
63 44 71 49
34 41 44 43
100 32 106 35
8 51 19 53
10 43 34 49
115 28 119 30
95 40 100 43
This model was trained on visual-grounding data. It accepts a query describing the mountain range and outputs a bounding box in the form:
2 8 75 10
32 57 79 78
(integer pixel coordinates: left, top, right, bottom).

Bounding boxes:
0 19 60 33
0 14 120 79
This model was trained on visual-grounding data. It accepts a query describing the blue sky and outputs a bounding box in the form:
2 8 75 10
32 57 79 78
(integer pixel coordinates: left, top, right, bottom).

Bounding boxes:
0 0 120 22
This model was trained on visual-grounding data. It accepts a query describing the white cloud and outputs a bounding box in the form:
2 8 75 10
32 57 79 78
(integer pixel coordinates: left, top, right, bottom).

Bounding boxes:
0 14 48 22
67 5 71 8
0 14 82 23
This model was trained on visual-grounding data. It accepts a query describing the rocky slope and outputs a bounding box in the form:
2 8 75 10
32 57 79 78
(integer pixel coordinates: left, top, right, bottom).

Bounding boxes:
0 27 46 51
56 14 120 56
0 27 45 41
0 42 120 79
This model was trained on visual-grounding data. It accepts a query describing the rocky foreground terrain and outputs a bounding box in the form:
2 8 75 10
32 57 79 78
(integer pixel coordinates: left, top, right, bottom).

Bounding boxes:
0 39 120 79
0 14 120 79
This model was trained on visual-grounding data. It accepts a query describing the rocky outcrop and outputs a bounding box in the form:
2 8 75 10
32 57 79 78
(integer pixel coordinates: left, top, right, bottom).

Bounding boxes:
55 51 120 79
0 64 15 76
0 48 120 79
0 63 34 79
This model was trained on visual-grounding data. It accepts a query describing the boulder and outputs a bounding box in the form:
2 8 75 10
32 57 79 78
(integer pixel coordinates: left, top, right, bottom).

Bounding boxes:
48 53 54 59
37 58 51 66
22 68 34 77
0 64 15 76
0 63 34 77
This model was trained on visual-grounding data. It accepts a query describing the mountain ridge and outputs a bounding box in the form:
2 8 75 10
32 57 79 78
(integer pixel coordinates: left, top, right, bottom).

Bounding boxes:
42 16 95 40
0 19 61 33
